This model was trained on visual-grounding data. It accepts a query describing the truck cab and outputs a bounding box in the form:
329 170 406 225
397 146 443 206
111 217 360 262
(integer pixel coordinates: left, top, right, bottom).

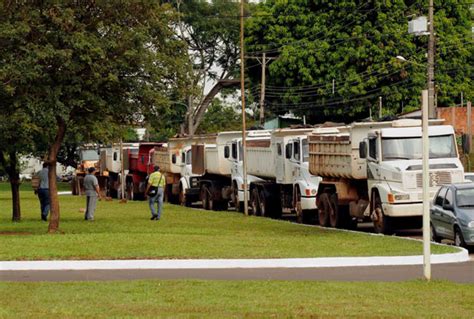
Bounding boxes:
362 124 464 232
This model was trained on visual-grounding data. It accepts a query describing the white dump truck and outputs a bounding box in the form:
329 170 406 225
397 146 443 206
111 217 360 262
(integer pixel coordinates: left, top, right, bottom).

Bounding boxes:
191 131 246 210
98 143 139 198
225 130 272 212
154 135 216 206
247 128 321 221
308 119 464 233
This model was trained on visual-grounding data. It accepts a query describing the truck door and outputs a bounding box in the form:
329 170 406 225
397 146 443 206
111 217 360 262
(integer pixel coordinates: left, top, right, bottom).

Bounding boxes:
275 141 285 183
366 136 381 199
291 139 301 178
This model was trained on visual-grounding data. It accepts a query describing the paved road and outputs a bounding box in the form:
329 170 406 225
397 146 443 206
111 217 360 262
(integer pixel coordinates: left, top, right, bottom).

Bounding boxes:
1 261 473 282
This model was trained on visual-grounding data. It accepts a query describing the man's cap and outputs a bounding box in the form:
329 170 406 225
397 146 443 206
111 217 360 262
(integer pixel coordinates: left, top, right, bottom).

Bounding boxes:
88 167 96 173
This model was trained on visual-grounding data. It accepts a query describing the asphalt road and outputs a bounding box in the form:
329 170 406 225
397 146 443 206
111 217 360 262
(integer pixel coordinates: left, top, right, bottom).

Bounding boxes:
1 261 473 282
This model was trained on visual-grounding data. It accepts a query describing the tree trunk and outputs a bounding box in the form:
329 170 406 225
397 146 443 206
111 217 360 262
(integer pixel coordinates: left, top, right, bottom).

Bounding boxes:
1 151 21 221
47 117 67 233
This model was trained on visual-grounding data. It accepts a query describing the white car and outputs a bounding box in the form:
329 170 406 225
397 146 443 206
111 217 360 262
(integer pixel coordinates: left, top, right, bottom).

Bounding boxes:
464 173 474 183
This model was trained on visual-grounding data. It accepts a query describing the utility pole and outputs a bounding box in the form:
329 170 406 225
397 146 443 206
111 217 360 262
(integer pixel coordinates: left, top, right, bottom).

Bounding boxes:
468 101 472 153
428 0 436 118
259 52 266 126
240 0 249 216
379 96 382 119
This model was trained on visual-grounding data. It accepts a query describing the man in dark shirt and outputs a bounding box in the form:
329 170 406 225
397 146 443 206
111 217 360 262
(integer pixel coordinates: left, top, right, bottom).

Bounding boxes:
36 163 50 221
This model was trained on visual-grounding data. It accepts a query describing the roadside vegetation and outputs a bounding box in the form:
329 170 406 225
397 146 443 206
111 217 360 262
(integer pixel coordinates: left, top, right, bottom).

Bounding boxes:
0 182 458 260
1 279 473 318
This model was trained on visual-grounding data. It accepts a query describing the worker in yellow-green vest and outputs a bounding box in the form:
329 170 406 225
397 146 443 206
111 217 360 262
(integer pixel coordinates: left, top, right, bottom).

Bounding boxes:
146 165 165 220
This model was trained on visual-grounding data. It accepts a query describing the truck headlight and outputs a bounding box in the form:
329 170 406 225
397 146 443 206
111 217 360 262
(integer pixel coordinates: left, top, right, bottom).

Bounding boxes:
468 221 474 228
388 193 410 203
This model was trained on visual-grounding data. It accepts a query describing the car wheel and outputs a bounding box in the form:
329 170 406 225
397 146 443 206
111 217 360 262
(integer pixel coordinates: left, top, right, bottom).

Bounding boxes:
454 227 467 248
430 223 441 243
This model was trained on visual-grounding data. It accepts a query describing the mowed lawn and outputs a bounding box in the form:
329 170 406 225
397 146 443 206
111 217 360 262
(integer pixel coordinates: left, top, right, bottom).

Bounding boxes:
0 182 458 260
1 280 473 318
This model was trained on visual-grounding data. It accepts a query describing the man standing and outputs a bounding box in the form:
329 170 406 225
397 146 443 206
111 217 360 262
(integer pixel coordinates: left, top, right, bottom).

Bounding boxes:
37 163 50 221
83 167 101 221
145 165 165 220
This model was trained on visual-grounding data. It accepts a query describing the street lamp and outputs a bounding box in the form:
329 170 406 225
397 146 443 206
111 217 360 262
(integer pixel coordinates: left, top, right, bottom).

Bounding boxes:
396 54 431 281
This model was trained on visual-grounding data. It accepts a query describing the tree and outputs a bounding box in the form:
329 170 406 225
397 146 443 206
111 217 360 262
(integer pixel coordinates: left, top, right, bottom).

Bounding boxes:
166 0 243 135
0 1 189 231
245 0 473 123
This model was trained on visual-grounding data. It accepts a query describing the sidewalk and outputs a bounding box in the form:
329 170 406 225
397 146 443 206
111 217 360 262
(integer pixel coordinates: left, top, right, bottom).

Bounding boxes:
0 249 469 271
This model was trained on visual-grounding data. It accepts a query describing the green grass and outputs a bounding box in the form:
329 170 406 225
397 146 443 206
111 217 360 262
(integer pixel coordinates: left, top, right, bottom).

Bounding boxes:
0 280 473 318
0 182 458 260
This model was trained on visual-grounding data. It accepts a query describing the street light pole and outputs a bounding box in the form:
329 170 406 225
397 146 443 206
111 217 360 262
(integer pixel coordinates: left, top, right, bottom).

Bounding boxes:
240 0 249 216
428 0 436 119
422 90 431 281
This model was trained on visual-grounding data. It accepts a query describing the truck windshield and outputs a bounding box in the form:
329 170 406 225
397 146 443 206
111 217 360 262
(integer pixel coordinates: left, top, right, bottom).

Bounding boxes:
302 138 309 162
382 134 456 161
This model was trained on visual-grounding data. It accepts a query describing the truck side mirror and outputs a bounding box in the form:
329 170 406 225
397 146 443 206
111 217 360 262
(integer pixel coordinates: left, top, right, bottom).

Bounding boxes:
171 154 177 164
359 141 367 159
224 146 230 159
285 144 292 159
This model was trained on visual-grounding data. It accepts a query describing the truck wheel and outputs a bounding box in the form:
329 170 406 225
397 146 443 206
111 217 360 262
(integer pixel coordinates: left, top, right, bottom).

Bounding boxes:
372 195 392 234
250 188 260 216
454 227 467 248
329 193 344 228
295 189 303 223
317 193 331 227
201 185 210 210
258 190 268 217
179 187 191 207
232 183 244 212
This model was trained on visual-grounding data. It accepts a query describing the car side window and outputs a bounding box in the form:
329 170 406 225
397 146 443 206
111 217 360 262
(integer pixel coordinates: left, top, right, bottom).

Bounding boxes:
444 189 453 207
435 187 447 206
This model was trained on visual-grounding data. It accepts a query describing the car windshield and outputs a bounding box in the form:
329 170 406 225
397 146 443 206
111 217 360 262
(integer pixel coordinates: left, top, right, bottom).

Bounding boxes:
382 134 457 161
456 188 474 208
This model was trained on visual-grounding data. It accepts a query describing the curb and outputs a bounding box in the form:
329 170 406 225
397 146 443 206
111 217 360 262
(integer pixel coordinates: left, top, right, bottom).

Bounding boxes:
0 249 468 271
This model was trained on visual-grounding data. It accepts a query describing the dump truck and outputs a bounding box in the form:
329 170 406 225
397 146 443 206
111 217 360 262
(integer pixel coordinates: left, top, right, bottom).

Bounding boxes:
125 142 163 200
225 130 272 212
191 131 245 210
247 128 321 222
71 146 102 195
308 119 465 233
98 143 139 198
154 135 216 206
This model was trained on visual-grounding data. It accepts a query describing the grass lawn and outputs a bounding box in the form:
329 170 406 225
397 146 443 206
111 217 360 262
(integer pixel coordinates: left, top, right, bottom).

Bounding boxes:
1 279 473 318
0 182 459 260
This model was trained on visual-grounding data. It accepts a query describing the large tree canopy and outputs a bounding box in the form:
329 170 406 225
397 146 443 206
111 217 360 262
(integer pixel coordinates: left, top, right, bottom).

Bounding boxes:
0 1 190 229
246 0 473 123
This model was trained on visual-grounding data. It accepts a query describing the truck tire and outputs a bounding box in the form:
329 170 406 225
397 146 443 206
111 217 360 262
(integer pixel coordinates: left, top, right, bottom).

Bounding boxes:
295 189 303 223
232 183 244 212
201 185 210 210
317 193 331 227
250 188 260 216
329 193 344 228
258 189 269 217
372 194 392 234
179 186 191 207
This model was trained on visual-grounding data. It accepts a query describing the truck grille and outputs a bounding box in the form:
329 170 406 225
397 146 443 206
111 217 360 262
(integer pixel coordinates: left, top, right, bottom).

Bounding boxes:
416 171 452 188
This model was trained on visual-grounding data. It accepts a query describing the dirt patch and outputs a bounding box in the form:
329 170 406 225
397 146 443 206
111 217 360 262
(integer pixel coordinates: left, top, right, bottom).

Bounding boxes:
0 231 33 236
